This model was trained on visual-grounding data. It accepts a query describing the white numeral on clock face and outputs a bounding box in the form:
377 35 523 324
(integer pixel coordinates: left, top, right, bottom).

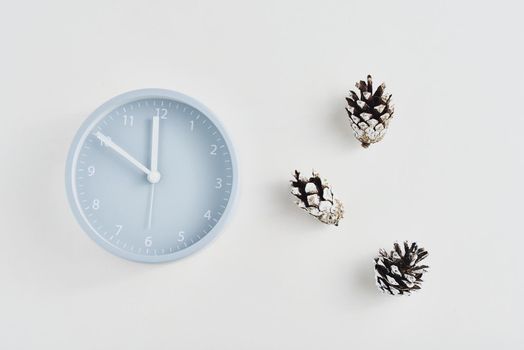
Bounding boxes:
87 166 96 176
155 108 168 119
115 225 123 236
123 115 134 127
190 120 194 131
210 144 217 155
204 210 211 220
177 231 185 242
145 236 152 247
92 199 100 210
215 178 222 189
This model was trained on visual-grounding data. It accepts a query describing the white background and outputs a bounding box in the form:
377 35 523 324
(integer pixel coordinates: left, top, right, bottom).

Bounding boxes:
1 0 523 349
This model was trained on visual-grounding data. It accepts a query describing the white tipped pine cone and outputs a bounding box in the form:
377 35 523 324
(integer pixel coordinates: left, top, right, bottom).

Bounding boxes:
374 241 429 296
346 75 395 148
290 170 344 226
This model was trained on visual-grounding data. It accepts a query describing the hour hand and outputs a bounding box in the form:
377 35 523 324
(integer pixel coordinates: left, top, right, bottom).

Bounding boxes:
95 131 151 176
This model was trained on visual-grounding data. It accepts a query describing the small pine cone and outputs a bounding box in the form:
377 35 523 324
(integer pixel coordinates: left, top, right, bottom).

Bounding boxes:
346 75 395 148
374 241 429 296
290 170 344 226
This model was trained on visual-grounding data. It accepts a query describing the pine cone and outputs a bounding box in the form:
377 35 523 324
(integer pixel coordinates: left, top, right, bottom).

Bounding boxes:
374 241 429 295
290 170 344 226
346 75 394 148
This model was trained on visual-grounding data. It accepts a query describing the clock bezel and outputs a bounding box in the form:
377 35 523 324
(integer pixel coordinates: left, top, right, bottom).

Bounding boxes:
65 89 238 263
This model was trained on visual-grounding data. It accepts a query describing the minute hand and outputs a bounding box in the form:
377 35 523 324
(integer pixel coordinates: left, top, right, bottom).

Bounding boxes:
95 131 151 176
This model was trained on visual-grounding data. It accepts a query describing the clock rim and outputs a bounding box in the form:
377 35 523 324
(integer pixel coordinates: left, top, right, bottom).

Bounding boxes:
65 88 238 263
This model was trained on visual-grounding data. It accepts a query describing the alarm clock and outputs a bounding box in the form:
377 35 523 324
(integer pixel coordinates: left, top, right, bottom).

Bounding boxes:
65 89 237 263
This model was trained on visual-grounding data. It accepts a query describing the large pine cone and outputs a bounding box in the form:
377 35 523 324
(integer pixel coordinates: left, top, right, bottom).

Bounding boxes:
346 75 394 148
290 170 344 226
374 241 429 295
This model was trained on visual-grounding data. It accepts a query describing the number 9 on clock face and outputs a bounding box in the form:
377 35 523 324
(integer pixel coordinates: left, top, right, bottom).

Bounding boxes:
65 89 237 263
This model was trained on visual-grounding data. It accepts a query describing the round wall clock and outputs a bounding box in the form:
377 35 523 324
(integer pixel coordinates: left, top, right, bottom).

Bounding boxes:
65 89 237 263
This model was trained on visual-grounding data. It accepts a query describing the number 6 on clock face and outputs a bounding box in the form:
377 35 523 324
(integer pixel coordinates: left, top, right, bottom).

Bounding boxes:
65 89 237 263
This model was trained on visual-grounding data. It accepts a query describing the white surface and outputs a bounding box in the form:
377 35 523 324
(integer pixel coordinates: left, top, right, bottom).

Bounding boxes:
1 0 523 349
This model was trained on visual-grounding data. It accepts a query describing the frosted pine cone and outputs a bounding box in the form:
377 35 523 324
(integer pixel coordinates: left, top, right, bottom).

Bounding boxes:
346 75 394 148
374 241 429 295
290 170 344 226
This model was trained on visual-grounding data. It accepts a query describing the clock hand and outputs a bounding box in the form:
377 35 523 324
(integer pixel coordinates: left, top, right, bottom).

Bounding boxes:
146 183 155 229
147 115 161 183
94 131 151 176
146 115 161 229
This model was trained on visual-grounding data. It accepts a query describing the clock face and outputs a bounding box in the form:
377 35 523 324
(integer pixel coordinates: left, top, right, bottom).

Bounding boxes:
65 89 237 263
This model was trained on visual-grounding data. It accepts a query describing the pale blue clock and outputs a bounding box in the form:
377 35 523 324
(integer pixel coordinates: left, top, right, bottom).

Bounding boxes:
65 89 237 263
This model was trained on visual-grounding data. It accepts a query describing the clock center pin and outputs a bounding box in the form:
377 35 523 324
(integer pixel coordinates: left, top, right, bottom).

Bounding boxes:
147 171 161 184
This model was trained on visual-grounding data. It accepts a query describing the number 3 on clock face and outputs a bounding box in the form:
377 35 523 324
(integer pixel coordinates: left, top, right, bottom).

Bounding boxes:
65 89 237 263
